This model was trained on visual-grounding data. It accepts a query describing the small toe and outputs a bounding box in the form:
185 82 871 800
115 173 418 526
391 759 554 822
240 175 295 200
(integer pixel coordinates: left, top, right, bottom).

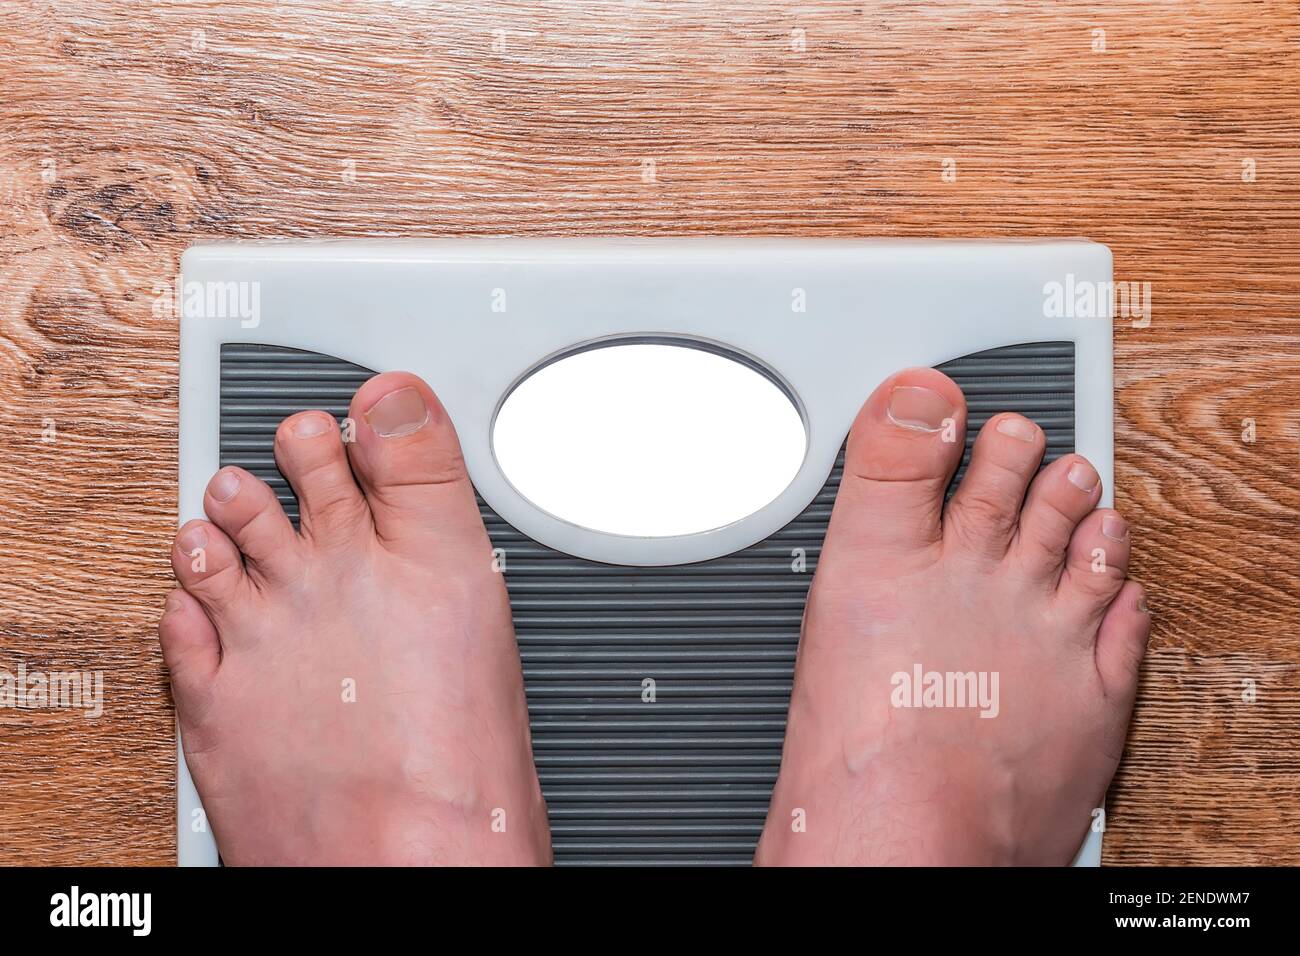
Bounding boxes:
825 367 967 561
158 588 220 722
274 411 370 546
1011 453 1104 575
202 466 300 584
344 371 489 554
1057 508 1131 621
1094 580 1150 701
944 413 1045 560
171 519 246 622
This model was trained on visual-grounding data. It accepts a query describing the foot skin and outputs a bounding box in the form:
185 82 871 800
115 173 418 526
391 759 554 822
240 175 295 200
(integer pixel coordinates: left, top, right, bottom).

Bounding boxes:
160 373 550 865
756 368 1149 866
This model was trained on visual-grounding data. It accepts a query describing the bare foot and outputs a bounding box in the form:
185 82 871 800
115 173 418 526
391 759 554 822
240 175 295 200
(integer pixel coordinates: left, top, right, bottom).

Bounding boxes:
160 372 550 865
756 367 1149 866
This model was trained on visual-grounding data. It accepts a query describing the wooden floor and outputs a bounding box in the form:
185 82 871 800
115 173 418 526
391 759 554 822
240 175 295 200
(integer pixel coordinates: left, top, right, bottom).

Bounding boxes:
0 1 1296 865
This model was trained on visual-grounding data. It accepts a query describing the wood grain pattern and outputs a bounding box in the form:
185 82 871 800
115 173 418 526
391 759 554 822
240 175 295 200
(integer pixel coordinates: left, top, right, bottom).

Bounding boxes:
1 0 1296 865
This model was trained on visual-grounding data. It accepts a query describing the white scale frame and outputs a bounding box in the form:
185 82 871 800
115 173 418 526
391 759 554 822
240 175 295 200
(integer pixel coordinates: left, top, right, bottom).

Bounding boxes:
178 238 1114 867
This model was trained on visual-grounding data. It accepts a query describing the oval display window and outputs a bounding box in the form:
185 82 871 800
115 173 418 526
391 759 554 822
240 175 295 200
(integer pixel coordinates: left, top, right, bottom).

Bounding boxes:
492 341 806 537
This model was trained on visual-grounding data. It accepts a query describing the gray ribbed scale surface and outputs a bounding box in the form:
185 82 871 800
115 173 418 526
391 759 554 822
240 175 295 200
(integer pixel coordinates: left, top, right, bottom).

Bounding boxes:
219 341 1075 866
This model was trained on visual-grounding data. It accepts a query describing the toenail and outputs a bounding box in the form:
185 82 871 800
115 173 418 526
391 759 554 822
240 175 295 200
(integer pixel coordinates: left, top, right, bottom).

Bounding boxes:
887 385 954 433
365 386 430 438
176 524 207 554
1102 514 1128 540
163 592 184 615
1137 595 1150 614
995 416 1038 442
208 469 241 502
293 414 332 438
1067 461 1099 493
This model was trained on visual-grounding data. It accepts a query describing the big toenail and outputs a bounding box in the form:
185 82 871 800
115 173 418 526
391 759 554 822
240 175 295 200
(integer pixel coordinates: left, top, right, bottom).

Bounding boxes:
995 416 1038 442
887 386 954 432
1137 595 1150 613
1067 461 1099 492
208 469 241 502
365 386 430 438
293 414 331 438
176 524 207 554
1102 514 1128 540
163 592 185 615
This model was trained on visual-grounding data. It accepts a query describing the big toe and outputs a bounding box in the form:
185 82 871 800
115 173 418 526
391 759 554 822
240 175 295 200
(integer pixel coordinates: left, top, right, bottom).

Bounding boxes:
345 372 491 556
824 367 967 561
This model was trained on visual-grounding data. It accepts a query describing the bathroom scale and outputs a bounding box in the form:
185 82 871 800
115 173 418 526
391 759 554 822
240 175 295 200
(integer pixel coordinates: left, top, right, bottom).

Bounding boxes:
177 238 1114 866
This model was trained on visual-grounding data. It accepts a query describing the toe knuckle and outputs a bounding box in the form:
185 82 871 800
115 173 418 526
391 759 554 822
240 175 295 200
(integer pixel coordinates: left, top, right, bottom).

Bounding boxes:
1076 555 1126 588
307 487 366 522
189 561 242 594
953 492 1017 537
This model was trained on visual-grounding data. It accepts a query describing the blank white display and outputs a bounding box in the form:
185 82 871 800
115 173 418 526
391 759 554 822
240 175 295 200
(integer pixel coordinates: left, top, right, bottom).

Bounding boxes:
492 342 807 538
